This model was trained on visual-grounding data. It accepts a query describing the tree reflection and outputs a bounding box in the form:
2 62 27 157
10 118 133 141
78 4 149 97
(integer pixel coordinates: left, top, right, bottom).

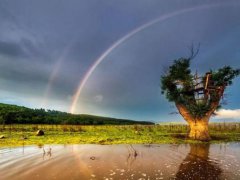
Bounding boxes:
126 145 138 170
175 144 222 180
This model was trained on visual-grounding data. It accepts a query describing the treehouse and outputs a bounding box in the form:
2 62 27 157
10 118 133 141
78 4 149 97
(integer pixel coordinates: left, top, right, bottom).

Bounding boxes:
193 72 211 104
175 72 224 104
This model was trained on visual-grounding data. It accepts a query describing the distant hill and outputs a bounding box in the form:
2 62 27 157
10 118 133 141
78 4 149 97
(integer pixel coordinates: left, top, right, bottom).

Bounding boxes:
0 103 154 125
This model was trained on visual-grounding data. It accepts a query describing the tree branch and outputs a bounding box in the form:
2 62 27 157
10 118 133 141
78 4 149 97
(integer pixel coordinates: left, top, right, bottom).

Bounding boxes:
175 103 194 123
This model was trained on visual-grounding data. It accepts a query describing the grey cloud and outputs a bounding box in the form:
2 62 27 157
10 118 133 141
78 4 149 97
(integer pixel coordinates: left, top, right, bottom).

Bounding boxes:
0 41 27 57
0 0 240 121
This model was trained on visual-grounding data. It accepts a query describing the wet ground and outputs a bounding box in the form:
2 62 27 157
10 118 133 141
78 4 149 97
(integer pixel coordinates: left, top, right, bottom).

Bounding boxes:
0 143 240 180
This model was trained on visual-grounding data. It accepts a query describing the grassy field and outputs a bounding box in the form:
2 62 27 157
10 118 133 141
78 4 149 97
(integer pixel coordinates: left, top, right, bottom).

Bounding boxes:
0 123 240 147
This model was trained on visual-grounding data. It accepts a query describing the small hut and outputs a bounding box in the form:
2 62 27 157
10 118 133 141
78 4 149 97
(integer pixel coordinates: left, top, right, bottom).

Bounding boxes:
175 71 224 105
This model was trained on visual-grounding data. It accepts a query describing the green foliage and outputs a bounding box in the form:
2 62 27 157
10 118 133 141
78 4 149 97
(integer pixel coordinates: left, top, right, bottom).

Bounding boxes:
0 103 153 125
185 103 210 118
161 58 193 102
210 66 240 86
161 58 240 118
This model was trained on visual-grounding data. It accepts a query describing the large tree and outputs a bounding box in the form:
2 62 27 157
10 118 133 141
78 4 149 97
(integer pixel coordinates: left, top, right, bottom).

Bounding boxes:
161 56 240 141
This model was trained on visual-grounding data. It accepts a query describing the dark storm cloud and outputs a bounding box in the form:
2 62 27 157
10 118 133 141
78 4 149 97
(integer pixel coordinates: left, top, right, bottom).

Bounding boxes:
0 41 26 57
0 0 240 121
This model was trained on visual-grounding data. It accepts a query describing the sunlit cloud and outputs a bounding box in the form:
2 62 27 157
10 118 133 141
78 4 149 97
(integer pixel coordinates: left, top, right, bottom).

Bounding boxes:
215 109 240 119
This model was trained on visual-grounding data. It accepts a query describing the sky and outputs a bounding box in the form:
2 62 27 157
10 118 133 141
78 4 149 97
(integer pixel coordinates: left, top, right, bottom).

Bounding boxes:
0 0 240 122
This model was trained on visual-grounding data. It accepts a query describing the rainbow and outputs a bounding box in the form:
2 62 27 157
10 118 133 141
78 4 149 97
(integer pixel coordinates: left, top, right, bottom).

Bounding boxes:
42 43 74 107
68 2 239 113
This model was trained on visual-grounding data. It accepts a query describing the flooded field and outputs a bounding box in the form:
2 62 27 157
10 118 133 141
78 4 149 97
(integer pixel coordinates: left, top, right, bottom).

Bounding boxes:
0 143 240 180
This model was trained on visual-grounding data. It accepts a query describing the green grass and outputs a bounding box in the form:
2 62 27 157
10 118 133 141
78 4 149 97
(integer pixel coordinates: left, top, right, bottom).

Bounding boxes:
0 123 240 147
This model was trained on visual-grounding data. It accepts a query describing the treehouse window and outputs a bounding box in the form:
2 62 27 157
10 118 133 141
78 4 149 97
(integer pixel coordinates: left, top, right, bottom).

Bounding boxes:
176 84 183 89
195 90 205 99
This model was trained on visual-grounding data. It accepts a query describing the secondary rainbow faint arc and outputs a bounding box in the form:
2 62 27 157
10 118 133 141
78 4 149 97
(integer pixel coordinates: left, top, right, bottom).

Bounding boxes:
70 2 239 114
41 47 70 107
42 51 66 107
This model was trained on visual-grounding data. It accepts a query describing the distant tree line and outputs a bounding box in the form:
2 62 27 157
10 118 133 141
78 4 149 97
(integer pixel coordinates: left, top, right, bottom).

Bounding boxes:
0 103 153 125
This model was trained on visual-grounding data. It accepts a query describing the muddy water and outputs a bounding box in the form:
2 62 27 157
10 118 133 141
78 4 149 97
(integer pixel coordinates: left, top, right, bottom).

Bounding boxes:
0 143 240 180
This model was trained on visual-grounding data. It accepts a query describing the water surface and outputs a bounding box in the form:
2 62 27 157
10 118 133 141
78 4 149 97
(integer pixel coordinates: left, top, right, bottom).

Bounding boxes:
0 143 240 179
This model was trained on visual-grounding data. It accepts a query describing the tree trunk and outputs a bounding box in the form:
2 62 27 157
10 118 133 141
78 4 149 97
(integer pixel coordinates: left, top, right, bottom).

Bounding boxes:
176 104 211 141
188 118 211 141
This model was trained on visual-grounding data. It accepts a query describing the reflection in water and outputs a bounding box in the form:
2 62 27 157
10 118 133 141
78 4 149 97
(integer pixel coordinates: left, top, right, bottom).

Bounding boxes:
42 147 52 160
126 145 138 169
22 143 25 155
0 143 239 180
175 144 222 179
